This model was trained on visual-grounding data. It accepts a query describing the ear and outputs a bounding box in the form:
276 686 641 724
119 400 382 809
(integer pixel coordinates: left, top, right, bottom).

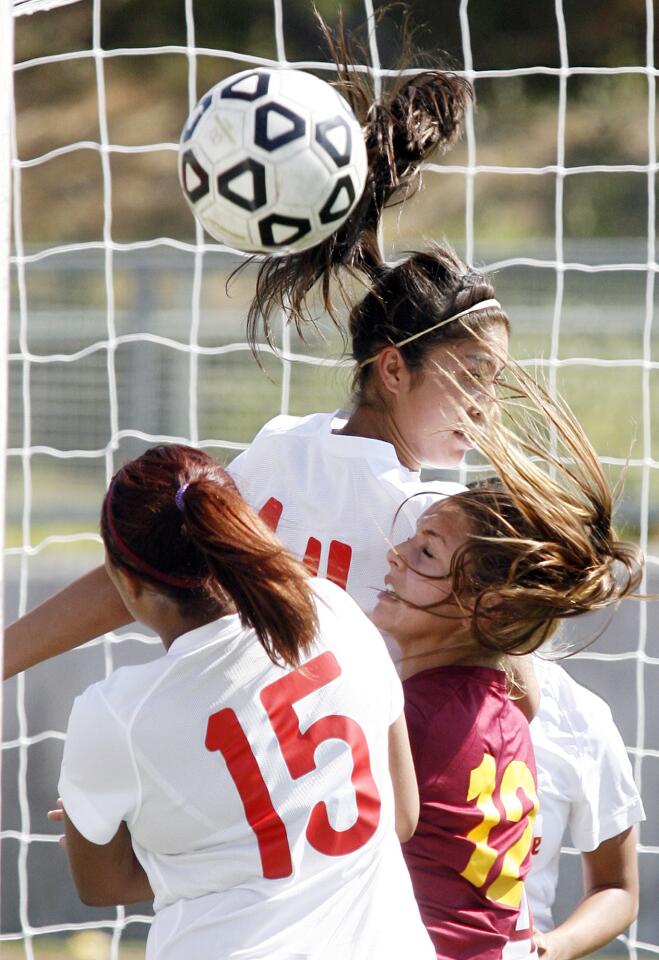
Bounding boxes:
374 346 412 398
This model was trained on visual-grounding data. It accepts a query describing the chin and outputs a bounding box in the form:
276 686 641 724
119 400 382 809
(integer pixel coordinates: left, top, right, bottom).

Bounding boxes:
370 604 391 634
421 452 465 470
370 608 384 630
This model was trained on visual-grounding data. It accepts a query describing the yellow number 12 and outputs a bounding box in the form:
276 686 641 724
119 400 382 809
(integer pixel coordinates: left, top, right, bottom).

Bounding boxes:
460 753 539 907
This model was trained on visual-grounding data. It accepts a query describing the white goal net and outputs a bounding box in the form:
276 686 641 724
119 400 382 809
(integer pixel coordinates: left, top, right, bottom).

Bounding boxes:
1 0 657 958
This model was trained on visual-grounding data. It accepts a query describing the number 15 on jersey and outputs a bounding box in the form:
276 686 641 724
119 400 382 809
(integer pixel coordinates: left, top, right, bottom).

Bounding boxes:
205 651 381 879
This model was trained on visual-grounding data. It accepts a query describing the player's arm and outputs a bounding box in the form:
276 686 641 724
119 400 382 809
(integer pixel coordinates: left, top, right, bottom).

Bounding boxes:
63 811 153 907
388 712 420 842
535 826 639 960
3 565 133 679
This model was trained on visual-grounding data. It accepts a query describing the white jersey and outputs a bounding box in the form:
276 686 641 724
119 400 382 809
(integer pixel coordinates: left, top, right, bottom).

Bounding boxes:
527 658 645 932
59 578 435 960
229 411 465 615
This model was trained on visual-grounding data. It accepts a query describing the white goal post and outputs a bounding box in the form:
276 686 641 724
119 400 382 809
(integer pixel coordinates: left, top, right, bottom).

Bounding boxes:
1 1 657 958
1 0 17 838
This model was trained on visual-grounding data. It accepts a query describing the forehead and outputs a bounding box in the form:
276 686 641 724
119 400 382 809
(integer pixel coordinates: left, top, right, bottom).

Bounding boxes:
419 500 472 541
428 323 509 365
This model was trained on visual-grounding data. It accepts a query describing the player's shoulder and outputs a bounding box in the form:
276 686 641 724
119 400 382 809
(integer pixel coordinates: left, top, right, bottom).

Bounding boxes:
536 658 613 723
229 411 335 482
533 657 617 755
392 479 467 517
404 667 504 771
310 576 378 632
73 657 170 731
309 577 393 656
228 413 334 488
421 479 467 497
403 666 475 725
250 411 334 444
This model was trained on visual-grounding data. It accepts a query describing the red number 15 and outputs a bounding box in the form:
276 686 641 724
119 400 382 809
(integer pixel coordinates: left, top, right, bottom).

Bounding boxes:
205 652 381 879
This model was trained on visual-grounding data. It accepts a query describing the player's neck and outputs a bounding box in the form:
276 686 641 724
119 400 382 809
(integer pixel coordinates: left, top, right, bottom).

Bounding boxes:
153 601 235 651
397 638 502 680
335 405 420 471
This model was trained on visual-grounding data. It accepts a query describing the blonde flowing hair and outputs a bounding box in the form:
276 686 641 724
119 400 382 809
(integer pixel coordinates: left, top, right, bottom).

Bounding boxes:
401 347 645 657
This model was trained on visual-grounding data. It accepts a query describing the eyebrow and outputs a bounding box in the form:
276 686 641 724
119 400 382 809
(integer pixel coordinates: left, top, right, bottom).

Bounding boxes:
419 525 446 543
464 352 497 365
464 352 506 376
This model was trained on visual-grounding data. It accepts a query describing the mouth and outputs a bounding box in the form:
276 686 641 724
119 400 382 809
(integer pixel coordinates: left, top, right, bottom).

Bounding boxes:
377 582 399 603
453 429 473 448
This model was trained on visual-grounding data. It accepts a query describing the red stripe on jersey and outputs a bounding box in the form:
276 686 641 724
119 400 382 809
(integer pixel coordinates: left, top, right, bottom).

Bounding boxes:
205 708 292 879
327 540 352 591
258 497 283 532
258 498 352 590
303 537 322 576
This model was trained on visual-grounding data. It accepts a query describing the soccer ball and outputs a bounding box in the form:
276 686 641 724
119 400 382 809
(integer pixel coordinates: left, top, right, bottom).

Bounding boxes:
178 68 368 255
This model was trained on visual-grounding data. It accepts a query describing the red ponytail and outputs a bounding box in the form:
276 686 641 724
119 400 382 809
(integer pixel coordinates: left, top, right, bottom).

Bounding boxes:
101 445 318 666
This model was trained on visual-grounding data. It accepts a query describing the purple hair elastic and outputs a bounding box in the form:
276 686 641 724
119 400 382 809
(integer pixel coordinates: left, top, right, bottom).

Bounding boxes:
104 476 202 589
175 483 189 513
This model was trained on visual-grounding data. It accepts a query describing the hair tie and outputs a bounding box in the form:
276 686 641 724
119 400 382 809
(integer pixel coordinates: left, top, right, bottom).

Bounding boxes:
175 483 189 513
104 476 203 590
358 298 503 368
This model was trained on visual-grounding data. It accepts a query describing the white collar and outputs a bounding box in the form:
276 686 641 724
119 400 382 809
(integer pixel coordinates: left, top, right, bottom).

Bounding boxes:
166 613 243 656
324 410 421 479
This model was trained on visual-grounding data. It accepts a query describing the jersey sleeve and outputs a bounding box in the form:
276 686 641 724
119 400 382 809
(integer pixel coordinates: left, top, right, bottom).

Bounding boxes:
58 683 139 845
569 700 645 851
226 445 250 489
227 415 284 499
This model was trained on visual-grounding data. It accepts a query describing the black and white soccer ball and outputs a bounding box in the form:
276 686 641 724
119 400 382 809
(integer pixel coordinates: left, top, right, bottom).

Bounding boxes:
178 68 368 255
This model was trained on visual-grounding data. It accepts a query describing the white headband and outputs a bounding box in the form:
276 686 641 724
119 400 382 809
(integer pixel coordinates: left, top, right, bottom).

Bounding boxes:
359 298 503 368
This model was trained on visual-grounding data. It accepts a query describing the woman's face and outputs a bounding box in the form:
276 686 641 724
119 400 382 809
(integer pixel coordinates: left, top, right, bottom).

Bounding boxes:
391 322 509 470
371 500 472 648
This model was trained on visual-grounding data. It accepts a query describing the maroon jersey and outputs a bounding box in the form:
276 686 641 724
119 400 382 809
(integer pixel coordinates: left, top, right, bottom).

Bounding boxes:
403 666 538 960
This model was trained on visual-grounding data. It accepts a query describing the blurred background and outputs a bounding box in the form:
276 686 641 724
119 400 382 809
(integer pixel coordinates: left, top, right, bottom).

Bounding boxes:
2 0 658 957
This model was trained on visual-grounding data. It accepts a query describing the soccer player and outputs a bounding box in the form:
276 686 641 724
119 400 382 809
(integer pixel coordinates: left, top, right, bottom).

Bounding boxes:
4 246 512 675
370 378 644 960
527 658 644 959
56 444 435 960
4 67 496 678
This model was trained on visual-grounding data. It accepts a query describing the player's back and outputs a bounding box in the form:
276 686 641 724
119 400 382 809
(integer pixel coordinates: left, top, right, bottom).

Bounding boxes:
402 665 538 960
229 411 463 613
60 578 434 960
527 659 644 932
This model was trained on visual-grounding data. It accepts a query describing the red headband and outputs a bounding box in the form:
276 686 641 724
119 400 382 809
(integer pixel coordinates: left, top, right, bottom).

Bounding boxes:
103 474 205 590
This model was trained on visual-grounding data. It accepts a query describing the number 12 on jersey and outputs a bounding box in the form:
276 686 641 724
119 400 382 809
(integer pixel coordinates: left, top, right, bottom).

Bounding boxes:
460 753 539 907
205 651 381 879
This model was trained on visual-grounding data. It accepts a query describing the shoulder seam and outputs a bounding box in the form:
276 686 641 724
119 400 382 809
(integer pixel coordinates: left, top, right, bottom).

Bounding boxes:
98 658 182 826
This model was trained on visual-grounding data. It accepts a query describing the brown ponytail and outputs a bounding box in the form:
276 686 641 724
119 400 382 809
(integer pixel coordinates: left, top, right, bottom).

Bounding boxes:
247 19 472 347
101 445 318 667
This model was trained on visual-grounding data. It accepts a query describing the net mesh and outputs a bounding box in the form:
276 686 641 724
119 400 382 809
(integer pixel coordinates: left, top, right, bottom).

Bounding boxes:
2 0 658 957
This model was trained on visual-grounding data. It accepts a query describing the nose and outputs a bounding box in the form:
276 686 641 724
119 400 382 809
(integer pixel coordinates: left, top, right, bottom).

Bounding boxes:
466 383 497 422
387 542 405 568
463 391 488 425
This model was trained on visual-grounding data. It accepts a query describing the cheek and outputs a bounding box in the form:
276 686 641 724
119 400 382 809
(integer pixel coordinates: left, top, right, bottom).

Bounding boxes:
442 382 470 412
407 575 449 610
421 391 464 433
